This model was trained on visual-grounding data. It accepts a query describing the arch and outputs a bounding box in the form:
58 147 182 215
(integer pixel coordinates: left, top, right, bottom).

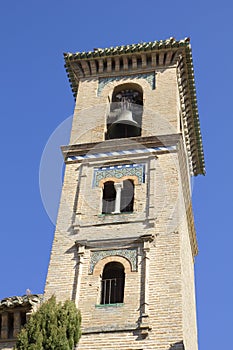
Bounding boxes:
100 262 125 304
111 82 143 105
93 255 132 276
105 82 143 140
99 175 139 188
101 178 135 214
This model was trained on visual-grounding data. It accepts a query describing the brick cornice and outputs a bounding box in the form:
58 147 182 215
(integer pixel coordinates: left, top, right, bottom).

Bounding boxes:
61 134 180 161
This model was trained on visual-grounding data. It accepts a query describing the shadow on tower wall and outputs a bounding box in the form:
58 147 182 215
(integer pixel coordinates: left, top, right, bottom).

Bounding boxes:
169 340 185 350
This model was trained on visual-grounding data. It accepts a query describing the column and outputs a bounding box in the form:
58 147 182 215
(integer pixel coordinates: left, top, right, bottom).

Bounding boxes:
75 243 85 306
1 312 8 339
139 235 153 334
13 311 21 338
107 58 112 73
142 240 150 317
132 55 137 69
113 182 123 214
147 155 157 221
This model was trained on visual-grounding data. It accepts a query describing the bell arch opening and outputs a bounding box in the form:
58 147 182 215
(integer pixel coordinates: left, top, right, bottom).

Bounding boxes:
100 262 125 304
105 83 143 139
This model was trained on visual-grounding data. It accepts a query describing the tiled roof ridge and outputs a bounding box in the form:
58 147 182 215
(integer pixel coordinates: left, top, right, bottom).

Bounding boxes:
0 294 43 309
64 37 190 59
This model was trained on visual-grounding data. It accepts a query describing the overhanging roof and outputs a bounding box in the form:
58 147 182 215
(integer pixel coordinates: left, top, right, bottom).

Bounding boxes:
0 294 43 310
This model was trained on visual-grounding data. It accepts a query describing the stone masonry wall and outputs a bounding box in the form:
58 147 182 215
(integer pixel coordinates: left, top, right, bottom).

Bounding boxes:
70 67 180 145
45 150 198 349
178 142 198 350
45 64 198 349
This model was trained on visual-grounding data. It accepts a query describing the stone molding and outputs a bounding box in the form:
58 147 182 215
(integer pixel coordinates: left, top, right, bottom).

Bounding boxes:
62 134 180 163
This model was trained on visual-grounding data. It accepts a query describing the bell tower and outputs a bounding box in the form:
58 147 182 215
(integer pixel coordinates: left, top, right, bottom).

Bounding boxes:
45 38 205 350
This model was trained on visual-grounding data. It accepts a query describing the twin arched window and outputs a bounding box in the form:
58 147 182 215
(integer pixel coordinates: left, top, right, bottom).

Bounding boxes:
102 179 134 214
100 262 125 305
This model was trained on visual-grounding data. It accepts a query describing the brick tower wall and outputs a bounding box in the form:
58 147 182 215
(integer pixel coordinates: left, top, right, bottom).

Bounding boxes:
44 65 198 350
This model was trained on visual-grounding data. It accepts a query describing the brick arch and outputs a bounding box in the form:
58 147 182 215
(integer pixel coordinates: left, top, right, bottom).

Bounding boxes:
92 255 132 276
99 175 139 188
99 75 155 105
111 82 143 101
102 80 147 101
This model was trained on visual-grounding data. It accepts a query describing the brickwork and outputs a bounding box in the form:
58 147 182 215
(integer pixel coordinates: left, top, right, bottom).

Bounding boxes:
0 41 202 350
45 56 200 350
69 67 179 145
45 150 198 349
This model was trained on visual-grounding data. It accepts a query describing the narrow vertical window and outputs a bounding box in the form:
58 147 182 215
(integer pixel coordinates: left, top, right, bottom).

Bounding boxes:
121 179 134 213
101 262 125 304
102 181 116 214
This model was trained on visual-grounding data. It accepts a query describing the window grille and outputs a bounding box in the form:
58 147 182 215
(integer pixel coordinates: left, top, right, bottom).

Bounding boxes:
101 262 125 304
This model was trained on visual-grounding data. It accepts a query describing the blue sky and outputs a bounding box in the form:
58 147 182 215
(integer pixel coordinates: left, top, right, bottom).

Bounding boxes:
0 1 233 349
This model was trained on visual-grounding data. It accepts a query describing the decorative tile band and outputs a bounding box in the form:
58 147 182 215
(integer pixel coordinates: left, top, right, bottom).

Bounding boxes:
89 248 137 274
93 163 145 187
66 145 176 162
97 72 156 96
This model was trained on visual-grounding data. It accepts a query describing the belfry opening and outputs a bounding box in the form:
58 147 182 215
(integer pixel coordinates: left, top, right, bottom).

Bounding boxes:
106 83 143 139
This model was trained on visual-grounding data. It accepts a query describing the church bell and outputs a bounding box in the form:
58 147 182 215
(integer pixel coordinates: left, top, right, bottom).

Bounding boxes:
112 109 139 126
108 108 141 139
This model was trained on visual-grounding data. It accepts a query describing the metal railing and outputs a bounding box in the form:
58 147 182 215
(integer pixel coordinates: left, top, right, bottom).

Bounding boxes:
101 277 124 304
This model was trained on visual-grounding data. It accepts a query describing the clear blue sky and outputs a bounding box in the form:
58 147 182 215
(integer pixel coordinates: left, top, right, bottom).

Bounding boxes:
0 1 232 349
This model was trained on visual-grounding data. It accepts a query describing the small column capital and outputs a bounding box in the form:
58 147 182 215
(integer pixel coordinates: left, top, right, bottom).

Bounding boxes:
114 182 123 190
75 242 86 264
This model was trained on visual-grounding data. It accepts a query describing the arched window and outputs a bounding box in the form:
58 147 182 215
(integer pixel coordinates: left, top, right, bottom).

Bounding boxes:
101 262 125 304
106 83 143 140
102 179 134 214
102 181 116 214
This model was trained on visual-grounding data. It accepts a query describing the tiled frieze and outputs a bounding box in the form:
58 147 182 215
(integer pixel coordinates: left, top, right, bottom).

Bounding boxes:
89 248 137 273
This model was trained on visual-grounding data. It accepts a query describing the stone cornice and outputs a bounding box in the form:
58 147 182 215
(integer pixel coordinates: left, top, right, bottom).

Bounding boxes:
75 234 154 250
61 134 180 162
177 52 205 176
64 38 188 98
